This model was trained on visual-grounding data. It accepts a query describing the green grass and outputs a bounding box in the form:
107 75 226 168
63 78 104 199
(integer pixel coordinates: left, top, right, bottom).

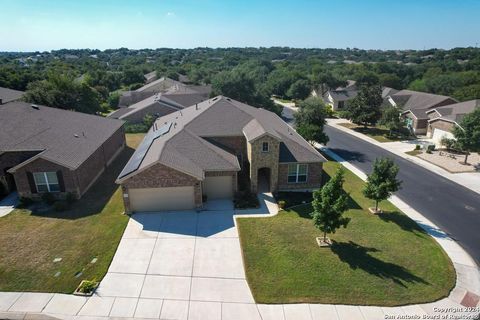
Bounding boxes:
237 161 455 306
0 134 141 293
406 150 423 156
338 123 414 143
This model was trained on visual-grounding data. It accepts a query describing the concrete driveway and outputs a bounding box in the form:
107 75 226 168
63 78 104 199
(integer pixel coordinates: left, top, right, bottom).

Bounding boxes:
90 199 257 319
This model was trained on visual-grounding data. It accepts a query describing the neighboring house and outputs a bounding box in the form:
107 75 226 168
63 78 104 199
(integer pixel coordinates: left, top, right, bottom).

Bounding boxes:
0 86 24 105
109 90 207 124
0 101 125 199
144 71 158 84
116 96 326 213
385 90 457 135
426 100 480 144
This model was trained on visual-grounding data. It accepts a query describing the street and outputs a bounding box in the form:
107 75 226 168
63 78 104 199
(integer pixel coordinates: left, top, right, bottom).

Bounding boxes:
324 125 480 264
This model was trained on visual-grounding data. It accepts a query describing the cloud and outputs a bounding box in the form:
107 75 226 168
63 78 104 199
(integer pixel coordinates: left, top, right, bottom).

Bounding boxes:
166 12 175 17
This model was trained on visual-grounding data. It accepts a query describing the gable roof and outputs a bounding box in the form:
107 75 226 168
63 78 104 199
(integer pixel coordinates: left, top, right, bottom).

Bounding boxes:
427 99 480 125
117 96 326 182
1 101 124 171
0 87 24 104
390 90 456 111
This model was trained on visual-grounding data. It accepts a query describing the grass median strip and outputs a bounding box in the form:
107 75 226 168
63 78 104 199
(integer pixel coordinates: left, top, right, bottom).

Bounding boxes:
237 161 455 306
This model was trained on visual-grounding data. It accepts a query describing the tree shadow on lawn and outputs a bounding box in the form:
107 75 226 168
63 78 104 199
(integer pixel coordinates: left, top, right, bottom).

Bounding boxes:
31 147 135 220
377 211 450 239
331 241 429 288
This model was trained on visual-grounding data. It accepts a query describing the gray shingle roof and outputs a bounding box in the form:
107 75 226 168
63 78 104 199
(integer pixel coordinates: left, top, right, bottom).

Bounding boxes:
390 90 456 111
117 96 326 182
1 101 124 170
0 87 24 104
428 99 480 124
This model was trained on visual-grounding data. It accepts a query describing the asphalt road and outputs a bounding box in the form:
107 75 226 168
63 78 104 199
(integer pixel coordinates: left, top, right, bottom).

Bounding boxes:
324 125 480 264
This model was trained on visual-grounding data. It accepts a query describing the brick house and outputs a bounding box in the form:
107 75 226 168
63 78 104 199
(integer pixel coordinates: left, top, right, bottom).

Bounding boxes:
0 101 125 199
426 100 480 145
117 96 326 213
384 89 457 135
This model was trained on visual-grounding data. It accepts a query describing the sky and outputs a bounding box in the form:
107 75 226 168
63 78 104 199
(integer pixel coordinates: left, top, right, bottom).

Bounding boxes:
1 0 479 51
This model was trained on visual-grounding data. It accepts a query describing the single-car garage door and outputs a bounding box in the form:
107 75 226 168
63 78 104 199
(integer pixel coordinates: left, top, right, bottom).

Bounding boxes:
203 176 233 199
129 186 195 212
432 128 454 145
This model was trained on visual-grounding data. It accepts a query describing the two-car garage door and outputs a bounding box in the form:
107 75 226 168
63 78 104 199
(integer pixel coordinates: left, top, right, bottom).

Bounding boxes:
129 186 195 212
128 175 233 212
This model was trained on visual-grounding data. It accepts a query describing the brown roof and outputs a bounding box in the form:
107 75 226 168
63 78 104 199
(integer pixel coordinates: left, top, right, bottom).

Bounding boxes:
117 96 326 182
390 90 456 111
0 87 24 104
428 100 480 124
1 101 124 170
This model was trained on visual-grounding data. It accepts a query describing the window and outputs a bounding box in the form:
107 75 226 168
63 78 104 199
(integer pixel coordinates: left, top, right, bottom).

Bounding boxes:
338 101 345 109
33 172 60 193
287 164 308 183
262 142 269 152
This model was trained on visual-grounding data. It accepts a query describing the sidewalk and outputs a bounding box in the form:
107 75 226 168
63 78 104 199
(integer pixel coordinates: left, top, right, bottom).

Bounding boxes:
327 118 480 195
0 192 18 218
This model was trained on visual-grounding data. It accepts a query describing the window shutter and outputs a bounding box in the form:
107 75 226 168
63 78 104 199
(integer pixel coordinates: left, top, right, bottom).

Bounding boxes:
26 172 37 193
56 171 65 192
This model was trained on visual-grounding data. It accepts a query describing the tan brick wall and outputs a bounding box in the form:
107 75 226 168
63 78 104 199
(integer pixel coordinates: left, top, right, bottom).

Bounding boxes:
121 163 202 213
13 158 77 199
277 162 323 191
205 136 246 160
429 120 455 135
248 135 280 192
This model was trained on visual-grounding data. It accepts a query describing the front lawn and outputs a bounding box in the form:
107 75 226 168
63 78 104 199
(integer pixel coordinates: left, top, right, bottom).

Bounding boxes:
338 123 414 143
237 161 455 306
0 134 140 293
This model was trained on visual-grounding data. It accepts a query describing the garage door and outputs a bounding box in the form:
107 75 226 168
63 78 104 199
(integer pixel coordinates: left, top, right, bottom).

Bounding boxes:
129 186 195 212
203 176 233 199
432 128 454 145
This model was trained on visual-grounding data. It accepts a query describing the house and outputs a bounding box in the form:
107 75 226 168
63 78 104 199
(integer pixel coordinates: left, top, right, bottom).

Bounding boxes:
109 88 207 124
386 90 457 135
144 71 158 84
116 96 326 213
426 100 480 144
314 81 398 111
0 102 125 199
0 86 24 105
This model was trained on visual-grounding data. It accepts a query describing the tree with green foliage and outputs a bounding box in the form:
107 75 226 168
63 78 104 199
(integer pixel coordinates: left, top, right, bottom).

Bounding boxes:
312 167 350 244
379 106 403 137
287 79 311 100
345 85 383 127
363 158 402 212
294 97 329 145
453 108 480 164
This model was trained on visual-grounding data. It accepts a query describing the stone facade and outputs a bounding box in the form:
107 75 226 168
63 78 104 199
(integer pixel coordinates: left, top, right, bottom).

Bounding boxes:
121 163 203 213
247 135 280 193
277 162 324 191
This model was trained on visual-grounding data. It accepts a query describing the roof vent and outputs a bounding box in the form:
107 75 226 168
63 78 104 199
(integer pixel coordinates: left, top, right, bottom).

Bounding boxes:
31 104 39 110
74 134 79 138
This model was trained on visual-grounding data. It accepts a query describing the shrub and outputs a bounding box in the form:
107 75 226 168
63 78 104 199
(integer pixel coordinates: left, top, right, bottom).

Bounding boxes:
53 201 68 212
78 279 98 294
426 144 435 153
415 144 421 150
18 197 34 208
66 192 76 205
41 192 56 205
440 137 456 150
278 200 286 209
124 123 149 133
234 191 259 209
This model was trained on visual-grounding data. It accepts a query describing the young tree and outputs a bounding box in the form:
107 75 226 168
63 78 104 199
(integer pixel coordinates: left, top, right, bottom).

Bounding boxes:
363 158 402 213
379 106 403 137
311 168 350 244
294 97 329 145
345 85 383 127
453 108 480 164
